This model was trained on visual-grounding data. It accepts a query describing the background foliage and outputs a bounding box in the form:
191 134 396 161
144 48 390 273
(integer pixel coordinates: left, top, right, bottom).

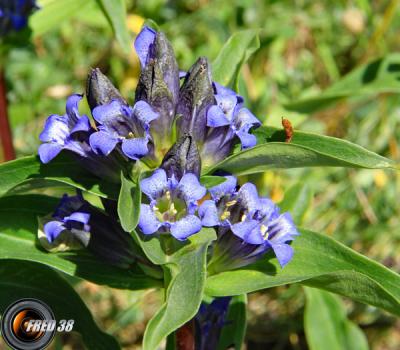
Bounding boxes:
1 0 400 349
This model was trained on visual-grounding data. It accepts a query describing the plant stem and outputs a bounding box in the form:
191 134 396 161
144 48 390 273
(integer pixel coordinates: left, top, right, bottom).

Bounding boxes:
176 320 195 350
0 70 15 161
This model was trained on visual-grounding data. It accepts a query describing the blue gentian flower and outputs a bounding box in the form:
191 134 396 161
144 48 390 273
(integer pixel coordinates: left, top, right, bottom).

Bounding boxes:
138 168 206 240
44 192 91 244
38 94 93 164
200 176 299 271
194 297 232 350
43 192 137 268
0 0 37 35
205 83 261 154
89 99 158 160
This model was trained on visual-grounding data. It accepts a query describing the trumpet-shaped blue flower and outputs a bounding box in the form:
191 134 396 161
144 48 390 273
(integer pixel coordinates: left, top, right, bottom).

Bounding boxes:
89 99 158 160
44 192 90 244
138 168 206 240
38 94 93 163
43 192 137 268
206 83 261 150
200 176 299 271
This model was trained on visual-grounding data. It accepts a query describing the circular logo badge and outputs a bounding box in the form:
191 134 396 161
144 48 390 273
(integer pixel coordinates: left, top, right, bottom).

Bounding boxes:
1 299 56 350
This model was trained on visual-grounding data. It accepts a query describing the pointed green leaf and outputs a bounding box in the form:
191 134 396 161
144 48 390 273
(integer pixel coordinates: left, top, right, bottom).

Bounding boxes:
0 195 160 290
118 172 141 232
0 260 119 350
304 287 369 350
0 155 119 199
31 0 95 36
143 229 216 350
205 228 400 317
285 54 400 113
217 294 247 350
95 0 131 53
204 127 396 176
212 29 260 88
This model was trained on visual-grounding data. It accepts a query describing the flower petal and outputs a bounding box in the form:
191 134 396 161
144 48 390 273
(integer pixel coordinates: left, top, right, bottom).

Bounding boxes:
170 215 202 240
231 219 264 244
215 94 238 118
235 108 261 128
199 200 219 227
38 142 63 164
236 128 257 149
92 100 123 125
89 131 119 156
70 115 91 134
270 243 294 267
44 220 65 243
133 100 159 127
268 212 299 244
121 137 149 160
213 82 237 96
231 220 265 244
65 212 91 225
39 115 69 143
209 176 237 200
138 204 162 235
134 26 156 68
140 168 168 200
207 105 231 128
178 173 206 203
66 94 83 121
237 183 260 213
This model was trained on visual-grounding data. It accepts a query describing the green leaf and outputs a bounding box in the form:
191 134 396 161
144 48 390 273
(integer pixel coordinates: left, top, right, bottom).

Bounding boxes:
95 0 131 53
142 229 217 350
304 287 369 350
217 294 247 350
31 0 96 36
118 172 141 232
204 126 396 176
0 155 119 199
285 54 400 113
0 194 160 290
279 183 313 225
212 29 260 88
0 259 119 350
200 175 226 189
205 228 400 317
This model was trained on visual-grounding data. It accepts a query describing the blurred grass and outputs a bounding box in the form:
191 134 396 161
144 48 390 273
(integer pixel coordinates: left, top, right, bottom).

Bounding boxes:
2 0 400 349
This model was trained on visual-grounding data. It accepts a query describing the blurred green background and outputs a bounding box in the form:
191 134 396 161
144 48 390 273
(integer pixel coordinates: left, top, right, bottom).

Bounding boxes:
1 0 400 349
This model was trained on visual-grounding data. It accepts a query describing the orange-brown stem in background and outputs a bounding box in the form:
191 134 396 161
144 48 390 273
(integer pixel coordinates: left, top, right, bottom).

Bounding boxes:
0 70 15 161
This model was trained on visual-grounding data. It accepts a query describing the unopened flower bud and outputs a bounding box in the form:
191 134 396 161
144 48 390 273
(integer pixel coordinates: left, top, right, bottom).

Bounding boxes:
176 57 215 143
160 134 201 179
86 68 126 111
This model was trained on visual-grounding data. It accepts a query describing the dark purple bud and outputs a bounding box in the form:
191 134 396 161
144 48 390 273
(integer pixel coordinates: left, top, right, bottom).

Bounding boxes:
160 134 201 179
176 57 215 143
135 31 179 141
194 297 232 350
86 68 126 111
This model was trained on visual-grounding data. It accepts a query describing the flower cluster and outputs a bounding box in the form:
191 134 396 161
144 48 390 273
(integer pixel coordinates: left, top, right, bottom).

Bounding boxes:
39 25 297 271
0 0 37 36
